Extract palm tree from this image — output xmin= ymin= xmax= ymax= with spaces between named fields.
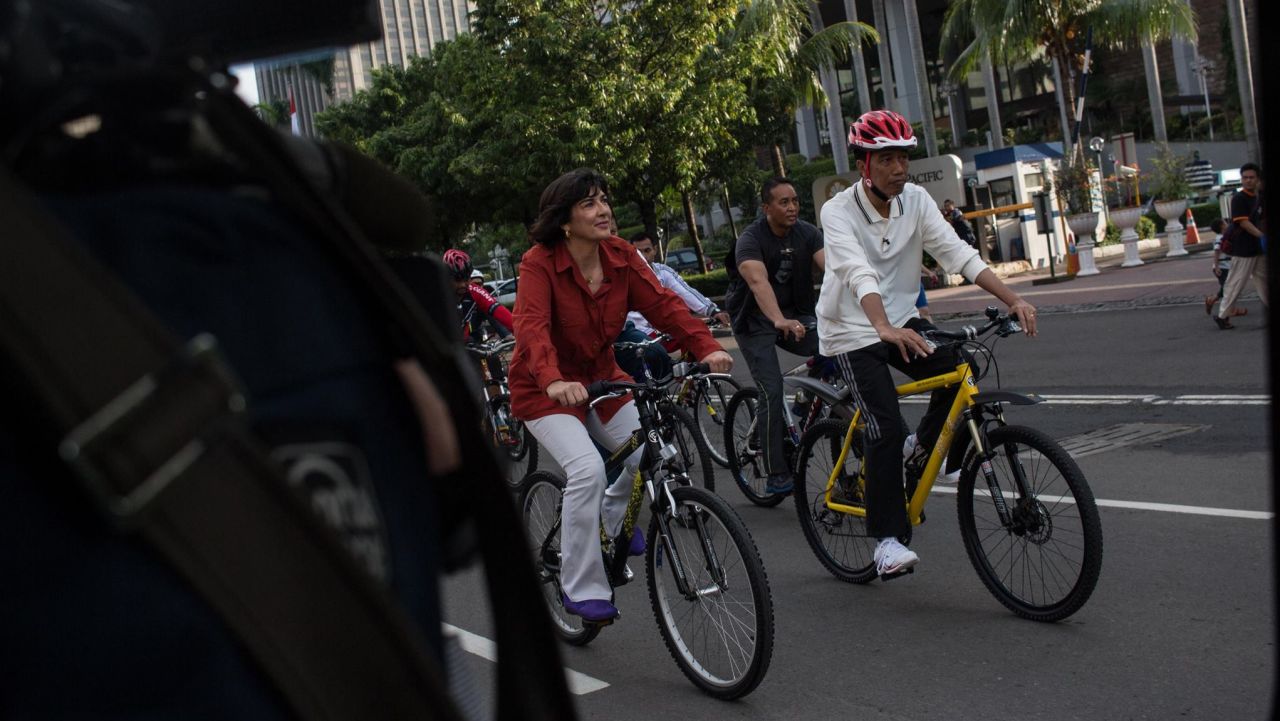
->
xmin=940 ymin=0 xmax=1196 ymax=157
xmin=736 ymin=0 xmax=879 ymax=176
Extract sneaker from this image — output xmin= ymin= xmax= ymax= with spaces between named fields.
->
xmin=1214 ymin=315 xmax=1235 ymax=330
xmin=765 ymin=473 xmax=794 ymax=495
xmin=628 ymin=528 xmax=645 ymax=557
xmin=938 ymin=468 xmax=961 ymax=484
xmin=902 ymin=434 xmax=917 ymax=461
xmin=562 ymin=595 xmax=619 ymax=622
xmin=874 ymin=538 xmax=919 ymax=577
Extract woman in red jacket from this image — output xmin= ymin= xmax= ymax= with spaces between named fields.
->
xmin=509 ymin=168 xmax=733 ymax=622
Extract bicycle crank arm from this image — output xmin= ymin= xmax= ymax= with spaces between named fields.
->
xmin=879 ymin=567 xmax=915 ymax=582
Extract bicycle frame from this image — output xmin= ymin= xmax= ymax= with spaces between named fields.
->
xmin=824 ymin=360 xmax=1007 ymax=525
xmin=558 ymin=388 xmax=710 ymax=600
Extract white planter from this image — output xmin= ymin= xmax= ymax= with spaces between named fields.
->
xmin=1155 ymin=199 xmax=1189 ymax=257
xmin=1066 ymin=212 xmax=1100 ymax=276
xmin=1109 ymin=206 xmax=1145 ymax=267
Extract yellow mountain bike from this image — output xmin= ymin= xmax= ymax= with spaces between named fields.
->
xmin=793 ymin=308 xmax=1103 ymax=622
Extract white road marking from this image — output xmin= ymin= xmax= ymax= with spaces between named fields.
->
xmin=441 ymin=623 xmax=611 ymax=695
xmin=901 ymin=393 xmax=1268 ymax=406
xmin=932 ymin=486 xmax=1272 ymax=520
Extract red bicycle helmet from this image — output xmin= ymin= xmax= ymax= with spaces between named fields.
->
xmin=848 ymin=109 xmax=917 ymax=151
xmin=442 ymin=248 xmax=472 ymax=280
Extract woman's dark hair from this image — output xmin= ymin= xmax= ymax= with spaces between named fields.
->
xmin=529 ymin=168 xmax=610 ymax=246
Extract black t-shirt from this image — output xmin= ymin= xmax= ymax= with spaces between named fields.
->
xmin=725 ymin=217 xmax=823 ymax=334
xmin=1230 ymin=189 xmax=1260 ymax=226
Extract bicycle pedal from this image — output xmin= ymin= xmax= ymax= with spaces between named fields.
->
xmin=878 ymin=566 xmax=915 ymax=582
xmin=583 ymin=616 xmax=617 ymax=630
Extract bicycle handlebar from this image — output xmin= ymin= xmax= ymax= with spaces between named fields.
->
xmin=611 ymin=333 xmax=673 ymax=354
xmin=466 ymin=336 xmax=516 ymax=355
xmin=776 ymin=320 xmax=817 ymax=339
xmin=584 ymin=361 xmax=712 ymax=407
xmin=921 ymin=306 xmax=1021 ymax=346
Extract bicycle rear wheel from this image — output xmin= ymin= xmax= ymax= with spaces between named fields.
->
xmin=647 ymin=486 xmax=773 ymax=699
xmin=690 ymin=376 xmax=740 ymax=468
xmin=957 ymin=425 xmax=1103 ymax=622
xmin=723 ymin=388 xmax=786 ymax=507
xmin=793 ymin=418 xmax=880 ymax=583
xmin=657 ymin=402 xmax=715 ymax=492
xmin=518 ymin=471 xmax=600 ymax=645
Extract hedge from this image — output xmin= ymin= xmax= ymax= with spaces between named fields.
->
xmin=682 ymin=267 xmax=731 ymax=299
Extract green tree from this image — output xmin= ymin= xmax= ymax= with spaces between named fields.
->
xmin=940 ymin=0 xmax=1196 ymax=157
xmin=733 ymin=0 xmax=878 ymax=176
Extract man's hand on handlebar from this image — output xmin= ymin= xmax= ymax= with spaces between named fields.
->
xmin=700 ymin=350 xmax=733 ymax=374
xmin=712 ymin=311 xmax=732 ymax=328
xmin=546 ymin=379 xmax=589 ymax=407
xmin=774 ymin=317 xmax=808 ymax=341
xmin=1007 ymin=299 xmax=1038 ymax=337
xmin=878 ymin=325 xmax=933 ymax=364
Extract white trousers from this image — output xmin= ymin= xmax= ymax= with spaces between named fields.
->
xmin=526 ymin=403 xmax=644 ymax=602
xmin=1219 ymin=254 xmax=1268 ymax=318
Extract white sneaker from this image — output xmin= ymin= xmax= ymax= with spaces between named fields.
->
xmin=874 ymin=538 xmax=919 ymax=576
xmin=939 ymin=468 xmax=961 ymax=484
xmin=902 ymin=434 xmax=917 ymax=461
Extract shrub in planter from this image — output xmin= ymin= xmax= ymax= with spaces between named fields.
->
xmin=1148 ymin=143 xmax=1193 ymax=202
xmin=682 ymin=268 xmax=731 ymax=299
xmin=1136 ymin=216 xmax=1157 ymax=239
xmin=1046 ymin=156 xmax=1095 ymax=216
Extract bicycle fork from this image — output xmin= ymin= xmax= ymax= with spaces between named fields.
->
xmin=967 ymin=407 xmax=1025 ymax=529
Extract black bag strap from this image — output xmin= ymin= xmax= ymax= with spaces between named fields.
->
xmin=0 ymin=79 xmax=578 ymax=720
xmin=0 ymin=166 xmax=465 ymax=721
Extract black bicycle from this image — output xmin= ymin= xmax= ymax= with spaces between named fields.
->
xmin=518 ymin=362 xmax=774 ymax=699
xmin=466 ymin=335 xmax=537 ymax=489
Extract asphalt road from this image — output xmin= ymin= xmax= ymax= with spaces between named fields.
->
xmin=442 ymin=285 xmax=1273 ymax=720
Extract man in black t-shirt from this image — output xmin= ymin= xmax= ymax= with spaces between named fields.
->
xmin=724 ymin=177 xmax=825 ymax=494
xmin=1216 ymin=162 xmax=1268 ymax=328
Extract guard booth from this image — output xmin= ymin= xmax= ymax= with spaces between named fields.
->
xmin=973 ymin=143 xmax=1067 ymax=269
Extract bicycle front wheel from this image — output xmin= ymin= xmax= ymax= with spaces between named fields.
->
xmin=958 ymin=425 xmax=1103 ymax=622
xmin=690 ymin=376 xmax=740 ymax=468
xmin=793 ymin=418 xmax=879 ymax=583
xmin=723 ymin=388 xmax=786 ymax=507
xmin=485 ymin=397 xmax=538 ymax=490
xmin=657 ymin=402 xmax=715 ymax=492
xmin=519 ymin=471 xmax=600 ymax=645
xmin=647 ymin=486 xmax=773 ymax=699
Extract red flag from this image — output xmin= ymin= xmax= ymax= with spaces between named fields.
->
xmin=288 ymin=83 xmax=300 ymax=136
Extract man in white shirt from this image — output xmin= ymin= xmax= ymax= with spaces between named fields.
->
xmin=614 ymin=232 xmax=731 ymax=381
xmin=818 ymin=109 xmax=1038 ymax=578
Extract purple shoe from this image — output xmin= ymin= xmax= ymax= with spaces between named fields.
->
xmin=562 ymin=595 xmax=619 ymax=622
xmin=628 ymin=528 xmax=645 ymax=557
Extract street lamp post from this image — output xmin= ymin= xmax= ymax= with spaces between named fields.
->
xmin=1088 ymin=136 xmax=1107 ymax=224
xmin=1191 ymin=55 xmax=1214 ymax=142
xmin=490 ymin=245 xmax=510 ymax=281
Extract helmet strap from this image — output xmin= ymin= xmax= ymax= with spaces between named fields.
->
xmin=863 ymin=150 xmax=892 ymax=202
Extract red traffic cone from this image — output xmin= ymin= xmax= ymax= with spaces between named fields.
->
xmin=1184 ymin=208 xmax=1201 ymax=245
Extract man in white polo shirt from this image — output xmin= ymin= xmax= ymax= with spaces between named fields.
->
xmin=817 ymin=109 xmax=1039 ymax=578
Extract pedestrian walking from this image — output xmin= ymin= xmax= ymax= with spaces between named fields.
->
xmin=1215 ymin=163 xmax=1268 ymax=329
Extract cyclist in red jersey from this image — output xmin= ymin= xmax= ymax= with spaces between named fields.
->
xmin=444 ymin=248 xmax=514 ymax=340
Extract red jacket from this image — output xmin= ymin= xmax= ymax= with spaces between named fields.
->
xmin=509 ymin=236 xmax=721 ymax=422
